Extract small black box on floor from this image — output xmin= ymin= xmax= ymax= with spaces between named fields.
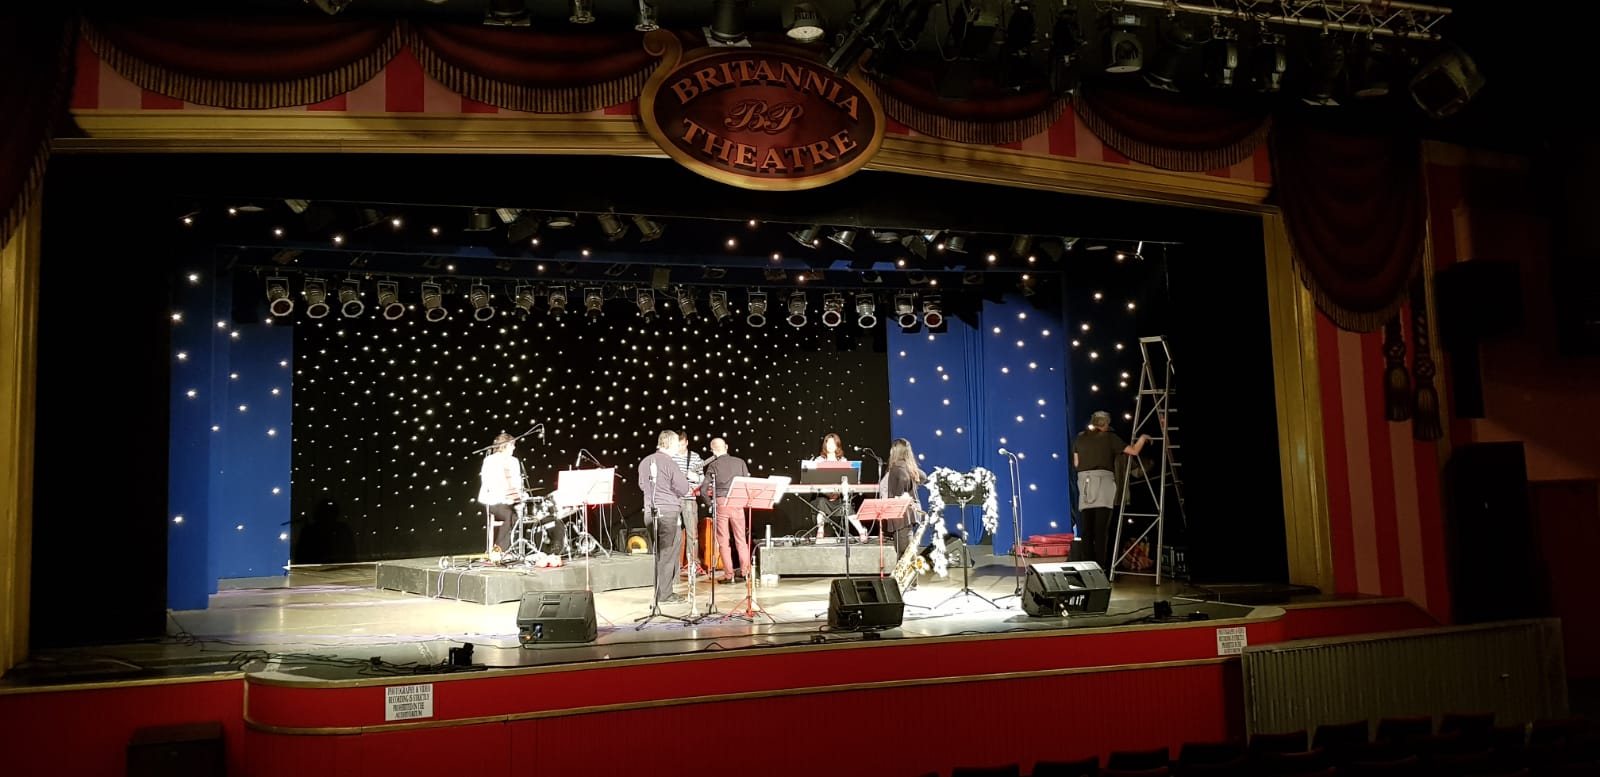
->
xmin=127 ymin=721 xmax=224 ymax=777
xmin=828 ymin=577 xmax=904 ymax=631
xmin=1023 ymin=561 xmax=1112 ymax=617
xmin=517 ymin=590 xmax=597 ymax=645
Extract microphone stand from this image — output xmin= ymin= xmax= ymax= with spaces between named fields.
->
xmin=996 ymin=450 xmax=1025 ymax=601
xmin=636 ymin=461 xmax=689 ymax=630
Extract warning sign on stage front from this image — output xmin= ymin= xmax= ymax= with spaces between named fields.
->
xmin=385 ymin=683 xmax=434 ymax=722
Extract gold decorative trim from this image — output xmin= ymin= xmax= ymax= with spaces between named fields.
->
xmin=1274 ymin=596 xmax=1418 ymax=612
xmin=246 ymin=656 xmax=1230 ymax=735
xmin=871 ymin=83 xmax=1068 ymax=147
xmin=0 ymin=671 xmax=244 ymax=697
xmin=0 ymin=204 xmax=43 ymax=677
xmin=1263 ymin=211 xmax=1335 ymax=594
xmin=61 ymin=112 xmax=1271 ymax=209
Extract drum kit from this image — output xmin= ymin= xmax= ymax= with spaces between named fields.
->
xmin=501 ymin=488 xmax=605 ymax=567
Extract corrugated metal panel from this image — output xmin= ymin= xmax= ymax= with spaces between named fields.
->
xmin=1242 ymin=618 xmax=1568 ymax=737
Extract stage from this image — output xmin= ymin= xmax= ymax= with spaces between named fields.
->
xmin=374 ymin=552 xmax=655 ymax=605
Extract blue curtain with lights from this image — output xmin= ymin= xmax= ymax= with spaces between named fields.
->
xmin=888 ymin=295 xmax=1071 ymax=555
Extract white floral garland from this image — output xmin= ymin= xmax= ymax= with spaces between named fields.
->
xmin=920 ymin=466 xmax=1000 ymax=579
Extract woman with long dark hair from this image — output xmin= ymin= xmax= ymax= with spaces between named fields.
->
xmin=879 ymin=437 xmax=924 ymax=555
xmin=811 ymin=432 xmax=868 ymax=542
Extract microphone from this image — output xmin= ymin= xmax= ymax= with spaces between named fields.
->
xmin=574 ymin=449 xmax=584 ymax=468
xmin=998 ymin=447 xmax=1016 ymax=457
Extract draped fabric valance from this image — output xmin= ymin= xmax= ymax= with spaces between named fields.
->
xmin=406 ymin=23 xmax=653 ymax=114
xmin=81 ymin=16 xmax=401 ymax=109
xmin=865 ymin=60 xmax=1068 ymax=146
xmin=1073 ymin=83 xmax=1271 ymax=172
xmin=1 ymin=14 xmax=76 ymax=249
xmin=1272 ymin=113 xmax=1427 ymax=332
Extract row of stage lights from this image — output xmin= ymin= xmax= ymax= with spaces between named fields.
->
xmin=263 ymin=277 xmax=945 ymax=330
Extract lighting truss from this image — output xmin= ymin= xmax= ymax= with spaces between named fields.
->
xmin=1115 ymin=0 xmax=1449 ymax=40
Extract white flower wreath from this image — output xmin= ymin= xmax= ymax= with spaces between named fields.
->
xmin=921 ymin=466 xmax=1000 ymax=578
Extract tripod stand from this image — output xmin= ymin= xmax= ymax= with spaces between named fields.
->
xmin=934 ymin=499 xmax=1000 ymax=610
xmin=635 ymin=465 xmax=690 ymax=630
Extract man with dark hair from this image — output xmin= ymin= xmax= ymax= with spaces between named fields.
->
xmin=639 ymin=430 xmax=692 ymax=603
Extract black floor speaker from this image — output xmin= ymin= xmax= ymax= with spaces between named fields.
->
xmin=1023 ymin=561 xmax=1112 ymax=616
xmin=827 ymin=577 xmax=904 ymax=631
xmin=517 ymin=590 xmax=598 ymax=645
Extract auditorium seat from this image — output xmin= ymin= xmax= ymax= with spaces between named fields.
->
xmin=1256 ymin=748 xmax=1332 ymax=776
xmin=1173 ymin=755 xmax=1247 ymax=775
xmin=1098 ymin=768 xmax=1168 ymax=777
xmin=1529 ymin=719 xmax=1592 ymax=746
xmin=1030 ymin=756 xmax=1098 ymax=777
xmin=1250 ymin=730 xmax=1311 ymax=755
xmin=1345 ymin=754 xmax=1425 ymax=775
xmin=1313 ymin=720 xmax=1371 ymax=752
xmin=1440 ymin=713 xmax=1496 ymax=738
xmin=1105 ymin=747 xmax=1169 ymax=772
xmin=951 ymin=766 xmax=1021 ymax=777
xmin=1176 ymin=740 xmax=1245 ymax=766
xmin=1375 ymin=715 xmax=1434 ymax=744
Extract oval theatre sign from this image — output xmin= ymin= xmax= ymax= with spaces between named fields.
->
xmin=639 ymin=31 xmax=886 ymax=191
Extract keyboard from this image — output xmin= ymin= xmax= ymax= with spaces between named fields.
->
xmin=785 ymin=484 xmax=880 ymax=496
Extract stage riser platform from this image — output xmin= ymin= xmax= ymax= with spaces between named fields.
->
xmin=761 ymin=543 xmax=898 ymax=577
xmin=375 ymin=555 xmax=653 ymax=604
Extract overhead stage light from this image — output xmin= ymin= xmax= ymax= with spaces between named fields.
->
xmin=513 ymin=285 xmax=536 ymax=316
xmin=677 ymin=288 xmax=699 ymax=320
xmin=548 ymin=286 xmax=569 ymax=317
xmin=378 ymin=281 xmax=405 ymax=320
xmin=597 ymin=213 xmax=629 ymax=242
xmin=470 ymin=283 xmax=496 ymax=321
xmin=636 ymin=288 xmax=657 ymax=322
xmin=709 ymin=290 xmax=731 ymax=323
xmin=632 ymin=215 xmax=665 ymax=242
xmin=584 ymin=287 xmax=604 ymax=319
xmin=1105 ymin=13 xmax=1144 ymax=74
xmin=790 ymin=224 xmax=822 ymax=248
xmin=894 ymin=294 xmax=917 ymax=329
xmin=421 ymin=283 xmax=448 ymax=322
xmin=788 ymin=2 xmax=824 ymax=43
xmin=922 ymin=296 xmax=944 ymax=329
xmin=786 ymin=291 xmax=808 ymax=328
xmin=1249 ymin=33 xmax=1288 ymax=93
xmin=945 ymin=235 xmax=968 ymax=254
xmin=747 ymin=291 xmax=768 ymax=328
xmin=266 ymin=277 xmax=294 ymax=317
xmin=339 ymin=279 xmax=364 ymax=318
xmin=855 ymin=293 xmax=877 ymax=329
xmin=635 ymin=0 xmax=660 ymax=31
xmin=821 ymin=293 xmax=845 ymax=328
xmin=709 ymin=0 xmax=749 ymax=43
xmin=827 ymin=229 xmax=858 ymax=251
xmin=303 ymin=278 xmax=331 ymax=319
xmin=569 ymin=0 xmax=596 ymax=24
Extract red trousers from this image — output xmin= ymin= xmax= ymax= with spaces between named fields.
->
xmin=713 ymin=499 xmax=750 ymax=578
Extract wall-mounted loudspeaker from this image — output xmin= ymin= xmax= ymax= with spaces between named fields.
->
xmin=1023 ymin=561 xmax=1113 ymax=617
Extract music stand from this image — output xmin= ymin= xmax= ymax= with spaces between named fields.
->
xmin=934 ymin=496 xmax=1000 ymax=610
xmin=855 ymin=496 xmax=912 ymax=577
xmin=556 ymin=468 xmax=614 ymax=561
xmin=720 ymin=476 xmax=787 ymax=623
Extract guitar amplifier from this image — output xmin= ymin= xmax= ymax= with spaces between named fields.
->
xmin=1023 ymin=561 xmax=1111 ymax=616
xmin=517 ymin=591 xmax=597 ymax=645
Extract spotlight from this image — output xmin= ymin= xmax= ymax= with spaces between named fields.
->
xmin=1248 ymin=34 xmax=1287 ymax=93
xmin=1409 ymin=45 xmax=1484 ymax=119
xmin=465 ymin=210 xmax=496 ymax=232
xmin=1351 ymin=39 xmax=1392 ymax=99
xmin=827 ymin=229 xmax=858 ymax=251
xmin=584 ymin=287 xmax=604 ymax=319
xmin=902 ymin=230 xmax=939 ymax=259
xmin=824 ymin=0 xmax=896 ymax=73
xmin=922 ymin=296 xmax=944 ymax=329
xmin=786 ymin=291 xmax=808 ymax=328
xmin=266 ymin=277 xmax=294 ymax=317
xmin=513 ymin=285 xmax=536 ymax=315
xmin=1301 ymin=34 xmax=1347 ymax=107
xmin=709 ymin=0 xmax=749 ymax=43
xmin=631 ymin=215 xmax=665 ymax=242
xmin=1206 ymin=27 xmax=1240 ymax=88
xmin=709 ymin=290 xmax=732 ymax=323
xmin=548 ymin=286 xmax=569 ymax=317
xmin=747 ymin=291 xmax=768 ymax=327
xmin=636 ymin=288 xmax=657 ymax=322
xmin=790 ymin=224 xmax=822 ymax=248
xmin=945 ymin=235 xmax=968 ymax=254
xmin=339 ymin=279 xmax=364 ymax=318
xmin=597 ymin=212 xmax=629 ymax=241
xmin=508 ymin=212 xmax=541 ymax=244
xmin=1145 ymin=16 xmax=1203 ymax=92
xmin=546 ymin=213 xmax=578 ymax=229
xmin=788 ymin=1 xmax=824 ymax=43
xmin=820 ymin=293 xmax=845 ymax=328
xmin=303 ymin=0 xmax=353 ymax=15
xmin=421 ymin=282 xmax=448 ymax=322
xmin=303 ymin=278 xmax=331 ymax=319
xmin=1105 ymin=13 xmax=1144 ymax=74
xmin=484 ymin=0 xmax=531 ymax=26
xmin=1011 ymin=235 xmax=1035 ymax=259
xmin=635 ymin=0 xmax=659 ymax=31
xmin=855 ymin=293 xmax=877 ymax=328
xmin=677 ymin=287 xmax=699 ymax=320
xmin=962 ymin=272 xmax=984 ymax=285
xmin=894 ymin=294 xmax=917 ymax=329
xmin=470 ymin=283 xmax=496 ymax=321
xmin=569 ymin=0 xmax=595 ymax=23
xmin=378 ymin=281 xmax=405 ymax=320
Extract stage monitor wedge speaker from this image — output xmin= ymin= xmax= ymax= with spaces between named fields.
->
xmin=828 ymin=577 xmax=904 ymax=631
xmin=517 ymin=590 xmax=598 ymax=645
xmin=1023 ymin=561 xmax=1112 ymax=617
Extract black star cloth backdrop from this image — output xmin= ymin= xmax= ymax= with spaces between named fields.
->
xmin=291 ymin=300 xmax=890 ymax=562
